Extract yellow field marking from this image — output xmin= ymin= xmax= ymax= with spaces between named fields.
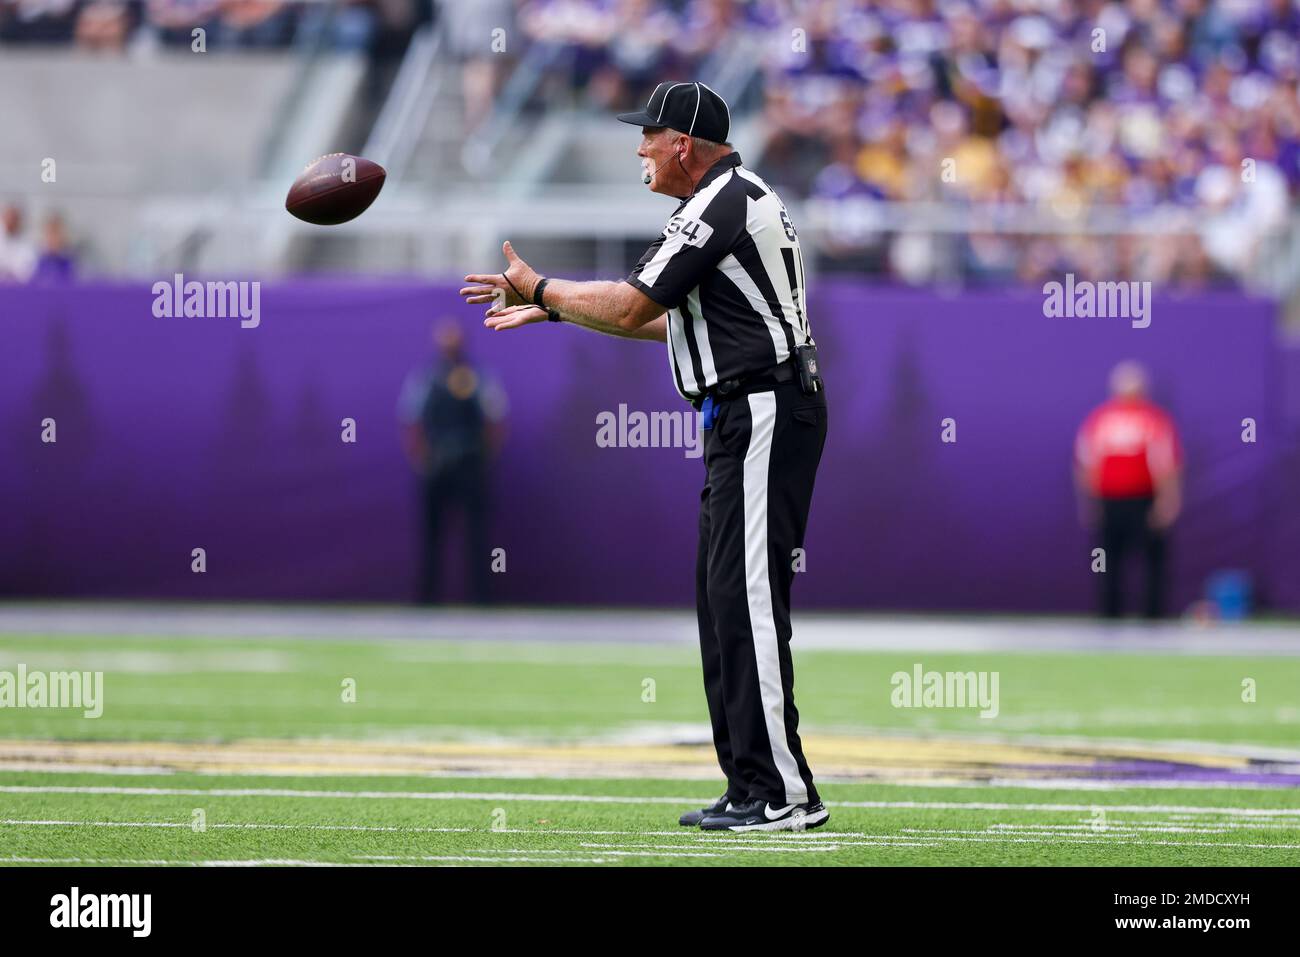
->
xmin=0 ymin=733 xmax=1250 ymax=782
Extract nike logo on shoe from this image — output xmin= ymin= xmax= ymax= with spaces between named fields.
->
xmin=699 ymin=800 xmax=830 ymax=832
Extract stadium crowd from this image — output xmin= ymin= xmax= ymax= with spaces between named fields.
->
xmin=4 ymin=0 xmax=1297 ymax=286
xmin=755 ymin=0 xmax=1299 ymax=284
xmin=0 ymin=0 xmax=431 ymax=53
xmin=0 ymin=205 xmax=77 ymax=283
xmin=496 ymin=0 xmax=1300 ymax=286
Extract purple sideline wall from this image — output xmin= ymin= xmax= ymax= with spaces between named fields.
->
xmin=2 ymin=281 xmax=1296 ymax=613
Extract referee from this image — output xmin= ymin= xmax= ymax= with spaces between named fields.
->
xmin=460 ymin=81 xmax=828 ymax=833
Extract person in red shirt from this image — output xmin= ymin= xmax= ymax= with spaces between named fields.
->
xmin=1075 ymin=361 xmax=1184 ymax=618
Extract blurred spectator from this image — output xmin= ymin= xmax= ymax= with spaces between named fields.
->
xmin=441 ymin=0 xmax=515 ymax=132
xmin=1194 ymin=129 xmax=1291 ymax=275
xmin=144 ymin=0 xmax=220 ymax=46
xmin=74 ymin=0 xmax=134 ymax=51
xmin=517 ymin=0 xmax=618 ymax=101
xmin=676 ymin=0 xmax=770 ymax=64
xmin=366 ymin=1 xmax=432 ymax=113
xmin=0 ymin=0 xmax=435 ymax=53
xmin=32 ymin=213 xmax=77 ymax=283
xmin=214 ymin=0 xmax=295 ymax=48
xmin=587 ymin=0 xmax=682 ymax=110
xmin=398 ymin=321 xmax=507 ymax=605
xmin=1075 ymin=361 xmax=1184 ymax=619
xmin=0 ymin=205 xmax=37 ymax=283
xmin=0 ymin=0 xmax=80 ymax=43
xmin=295 ymin=0 xmax=376 ymax=52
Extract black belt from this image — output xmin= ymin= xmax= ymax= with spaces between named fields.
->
xmin=692 ymin=358 xmax=796 ymax=410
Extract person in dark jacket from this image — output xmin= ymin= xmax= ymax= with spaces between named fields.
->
xmin=398 ymin=321 xmax=507 ymax=604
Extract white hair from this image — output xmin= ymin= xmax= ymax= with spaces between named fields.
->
xmin=689 ymin=136 xmax=732 ymax=158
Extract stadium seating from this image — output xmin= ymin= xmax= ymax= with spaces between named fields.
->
xmin=1 ymin=0 xmax=1298 ymax=291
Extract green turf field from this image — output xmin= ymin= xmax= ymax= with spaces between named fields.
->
xmin=1 ymin=628 xmax=1298 ymax=866
xmin=4 ymin=773 xmax=1299 ymax=866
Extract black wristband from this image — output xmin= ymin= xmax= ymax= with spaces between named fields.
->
xmin=546 ymin=308 xmax=562 ymax=323
xmin=532 ymin=276 xmax=550 ymax=308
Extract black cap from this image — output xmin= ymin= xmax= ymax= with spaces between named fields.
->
xmin=616 ymin=81 xmax=730 ymax=144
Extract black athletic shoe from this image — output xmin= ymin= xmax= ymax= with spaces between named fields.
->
xmin=698 ymin=799 xmax=830 ymax=832
xmin=678 ymin=793 xmax=735 ymax=827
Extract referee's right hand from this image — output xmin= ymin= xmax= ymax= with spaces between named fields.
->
xmin=460 ymin=240 xmax=539 ymax=313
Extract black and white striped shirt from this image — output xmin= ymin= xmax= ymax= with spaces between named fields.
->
xmin=625 ymin=152 xmax=813 ymax=402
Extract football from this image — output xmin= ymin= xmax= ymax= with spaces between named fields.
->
xmin=285 ymin=152 xmax=386 ymax=225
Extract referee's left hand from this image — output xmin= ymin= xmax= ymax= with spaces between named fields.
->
xmin=483 ymin=303 xmax=548 ymax=331
xmin=460 ymin=240 xmax=539 ymax=313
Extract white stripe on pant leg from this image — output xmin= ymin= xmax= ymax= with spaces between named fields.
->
xmin=741 ymin=391 xmax=808 ymax=804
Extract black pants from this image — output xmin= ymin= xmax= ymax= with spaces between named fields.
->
xmin=419 ymin=459 xmax=490 ymax=605
xmin=697 ymin=379 xmax=826 ymax=807
xmin=1098 ymin=496 xmax=1167 ymax=619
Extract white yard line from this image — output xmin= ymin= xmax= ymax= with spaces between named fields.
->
xmin=4 ymin=784 xmax=1297 ymax=818
xmin=989 ymin=821 xmax=1300 ymax=833
xmin=0 ymin=857 xmax=385 ymax=867
xmin=356 ymin=851 xmax=725 ymax=861
xmin=422 ymin=858 xmax=630 ymax=864
xmin=1095 ymin=819 xmax=1300 ymax=830
xmin=0 ymin=785 xmax=705 ymax=803
xmin=0 ymin=819 xmax=898 ymax=839
xmin=977 ymin=778 xmax=1295 ymax=792
xmin=582 ymin=840 xmax=936 ymax=850
xmin=4 ymin=817 xmax=1293 ymax=856
xmin=841 ymin=799 xmax=1300 ymax=816
xmin=580 ymin=841 xmax=837 ymax=853
xmin=897 ymin=830 xmax=1300 ymax=850
xmin=988 ymin=823 xmax=1234 ymax=834
xmin=0 ymin=819 xmax=485 ymax=833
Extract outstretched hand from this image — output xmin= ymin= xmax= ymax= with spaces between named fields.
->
xmin=483 ymin=303 xmax=549 ymax=330
xmin=460 ymin=240 xmax=540 ymax=315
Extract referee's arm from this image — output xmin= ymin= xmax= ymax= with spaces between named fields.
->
xmin=502 ymin=278 xmax=667 ymax=342
xmin=461 ymin=241 xmax=666 ymax=342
